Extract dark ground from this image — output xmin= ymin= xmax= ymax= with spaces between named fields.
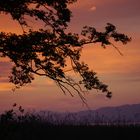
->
xmin=0 ymin=123 xmax=140 ymax=140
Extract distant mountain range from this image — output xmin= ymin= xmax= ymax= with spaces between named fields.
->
xmin=76 ymin=104 xmax=140 ymax=124
xmin=35 ymin=103 xmax=140 ymax=124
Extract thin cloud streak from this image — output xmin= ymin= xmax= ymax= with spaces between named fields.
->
xmin=90 ymin=6 xmax=97 ymax=11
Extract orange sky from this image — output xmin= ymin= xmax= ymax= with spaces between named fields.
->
xmin=0 ymin=0 xmax=140 ymax=112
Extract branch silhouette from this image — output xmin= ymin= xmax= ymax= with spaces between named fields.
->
xmin=0 ymin=0 xmax=131 ymax=102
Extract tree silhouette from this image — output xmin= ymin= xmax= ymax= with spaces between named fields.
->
xmin=0 ymin=0 xmax=131 ymax=103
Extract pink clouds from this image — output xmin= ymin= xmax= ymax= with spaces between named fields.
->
xmin=90 ymin=6 xmax=97 ymax=11
xmin=0 ymin=61 xmax=12 ymax=77
xmin=69 ymin=0 xmax=140 ymax=28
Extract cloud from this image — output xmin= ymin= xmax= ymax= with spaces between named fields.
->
xmin=90 ymin=6 xmax=97 ymax=11
xmin=0 ymin=77 xmax=9 ymax=83
xmin=0 ymin=61 xmax=12 ymax=78
xmin=0 ymin=83 xmax=12 ymax=91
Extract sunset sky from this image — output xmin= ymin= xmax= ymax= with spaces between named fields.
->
xmin=0 ymin=0 xmax=140 ymax=112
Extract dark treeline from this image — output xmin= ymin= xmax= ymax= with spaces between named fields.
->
xmin=0 ymin=107 xmax=140 ymax=140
